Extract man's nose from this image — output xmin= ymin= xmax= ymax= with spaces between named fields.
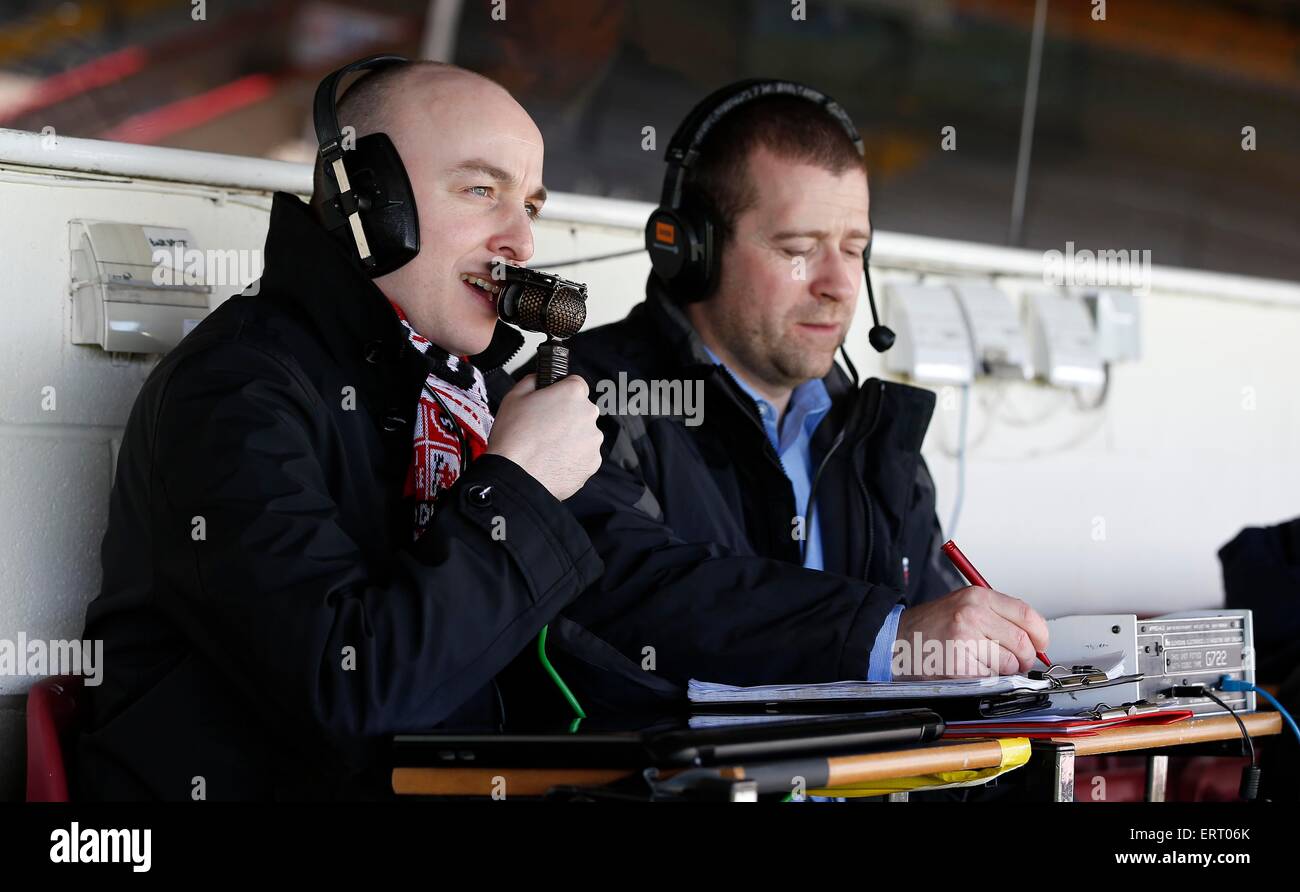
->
xmin=813 ymin=250 xmax=860 ymax=302
xmin=487 ymin=206 xmax=534 ymax=263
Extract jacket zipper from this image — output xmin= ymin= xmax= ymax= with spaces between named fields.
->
xmin=856 ymin=462 xmax=876 ymax=580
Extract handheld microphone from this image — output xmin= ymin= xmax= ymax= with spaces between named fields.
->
xmin=495 ymin=264 xmax=589 ymax=387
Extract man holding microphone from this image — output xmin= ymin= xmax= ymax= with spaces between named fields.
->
xmin=78 ymin=58 xmax=603 ymax=800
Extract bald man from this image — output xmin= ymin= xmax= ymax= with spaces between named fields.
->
xmin=77 ymin=61 xmax=604 ymax=801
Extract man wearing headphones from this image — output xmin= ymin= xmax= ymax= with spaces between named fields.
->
xmin=508 ymin=81 xmax=1049 ymax=717
xmin=77 ymin=58 xmax=604 ymax=799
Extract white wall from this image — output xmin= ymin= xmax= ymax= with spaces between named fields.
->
xmin=1 ymin=136 xmax=1298 ymax=795
xmin=911 ymin=280 xmax=1300 ymax=615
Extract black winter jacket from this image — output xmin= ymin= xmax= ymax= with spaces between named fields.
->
xmin=77 ymin=192 xmax=602 ymax=800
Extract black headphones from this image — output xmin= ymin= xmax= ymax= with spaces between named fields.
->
xmin=645 ymin=79 xmax=894 ymax=352
xmin=312 ymin=54 xmax=421 ymax=277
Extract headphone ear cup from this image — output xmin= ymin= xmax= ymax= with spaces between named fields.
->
xmin=644 ymin=206 xmax=715 ymax=302
xmin=327 ymin=133 xmax=420 ymax=277
xmin=646 ymin=208 xmax=692 ymax=293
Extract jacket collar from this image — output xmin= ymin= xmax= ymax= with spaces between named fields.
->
xmin=258 ymin=192 xmax=524 ymax=373
xmin=643 ymin=274 xmax=717 ymax=370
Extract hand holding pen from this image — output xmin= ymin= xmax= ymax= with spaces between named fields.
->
xmin=941 ymin=540 xmax=1053 ymax=669
xmin=892 ymin=540 xmax=1051 ymax=678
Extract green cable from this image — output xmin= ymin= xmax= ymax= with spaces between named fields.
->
xmin=537 ymin=624 xmax=586 ymax=720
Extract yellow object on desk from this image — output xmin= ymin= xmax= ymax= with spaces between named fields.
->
xmin=806 ymin=737 xmax=1032 ymax=798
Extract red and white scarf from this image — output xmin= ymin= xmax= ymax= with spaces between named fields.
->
xmin=390 ymin=302 xmax=494 ymax=542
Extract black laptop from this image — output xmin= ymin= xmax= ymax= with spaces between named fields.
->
xmin=391 ymin=708 xmax=945 ymax=769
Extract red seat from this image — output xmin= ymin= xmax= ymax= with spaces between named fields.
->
xmin=26 ymin=675 xmax=85 ymax=802
xmin=1075 ymin=753 xmax=1259 ymax=801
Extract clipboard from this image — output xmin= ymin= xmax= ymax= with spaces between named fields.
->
xmin=1025 ymin=664 xmax=1144 ymax=691
xmin=1011 ymin=668 xmax=1146 ymax=700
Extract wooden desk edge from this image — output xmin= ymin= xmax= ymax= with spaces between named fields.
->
xmin=1051 ymin=712 xmax=1282 ymax=756
xmin=392 ymin=739 xmax=1010 ymax=797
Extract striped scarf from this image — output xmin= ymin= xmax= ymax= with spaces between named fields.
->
xmin=390 ymin=301 xmax=494 ymax=542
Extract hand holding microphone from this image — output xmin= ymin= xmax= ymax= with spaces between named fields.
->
xmin=487 ymin=374 xmax=602 ymax=501
xmin=486 ymin=263 xmax=601 ymax=500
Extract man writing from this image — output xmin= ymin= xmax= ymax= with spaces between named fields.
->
xmin=78 ymin=58 xmax=603 ymax=800
xmin=508 ymin=81 xmax=1049 ymax=717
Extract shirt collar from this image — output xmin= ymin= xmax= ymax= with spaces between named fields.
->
xmin=702 ymin=344 xmax=832 ymax=451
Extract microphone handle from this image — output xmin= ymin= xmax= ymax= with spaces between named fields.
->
xmin=535 ymin=339 xmax=570 ymax=388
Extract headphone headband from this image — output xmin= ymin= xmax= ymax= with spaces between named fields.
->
xmin=313 ymin=53 xmax=410 ymax=162
xmin=659 ymin=79 xmax=865 ymax=208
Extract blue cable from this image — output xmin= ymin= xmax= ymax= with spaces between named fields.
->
xmin=1219 ymin=676 xmax=1300 ymax=743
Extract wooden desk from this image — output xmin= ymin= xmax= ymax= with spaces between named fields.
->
xmin=1053 ymin=712 xmax=1281 ymax=757
xmin=393 ymin=737 xmax=1013 ymax=798
xmin=1029 ymin=712 xmax=1283 ymax=801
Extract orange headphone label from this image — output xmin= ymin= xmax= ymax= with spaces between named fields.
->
xmin=654 ymin=221 xmax=676 ymax=245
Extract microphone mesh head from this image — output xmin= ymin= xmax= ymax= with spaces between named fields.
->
xmin=515 ymin=283 xmax=587 ymax=339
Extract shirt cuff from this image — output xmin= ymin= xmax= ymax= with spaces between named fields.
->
xmin=867 ymin=605 xmax=904 ymax=681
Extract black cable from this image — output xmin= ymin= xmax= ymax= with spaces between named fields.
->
xmin=802 ymin=427 xmax=847 ymax=565
xmin=1073 ymin=361 xmax=1111 ymax=411
xmin=798 ymin=346 xmax=863 ymax=564
xmin=531 ymin=246 xmax=648 ymax=270
xmin=1170 ymin=684 xmax=1261 ymax=801
xmin=1202 ymin=688 xmax=1256 ymax=768
xmin=838 ymin=344 xmax=860 ymax=388
xmin=491 ymin=678 xmax=507 ymax=731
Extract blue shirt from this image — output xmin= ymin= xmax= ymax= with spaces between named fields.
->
xmin=705 ymin=349 xmax=902 ymax=681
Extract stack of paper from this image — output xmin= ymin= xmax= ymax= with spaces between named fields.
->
xmin=687 ymin=653 xmax=1127 ymax=704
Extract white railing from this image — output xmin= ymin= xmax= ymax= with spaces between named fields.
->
xmin=4 ymin=127 xmax=1297 ymax=309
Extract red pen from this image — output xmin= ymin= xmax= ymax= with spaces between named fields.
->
xmin=941 ymin=539 xmax=1052 ymax=668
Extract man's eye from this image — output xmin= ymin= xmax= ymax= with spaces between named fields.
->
xmin=525 ymin=203 xmax=541 ymax=220
xmin=782 ymin=246 xmax=812 ymax=258
xmin=468 ymin=186 xmax=492 ymax=198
